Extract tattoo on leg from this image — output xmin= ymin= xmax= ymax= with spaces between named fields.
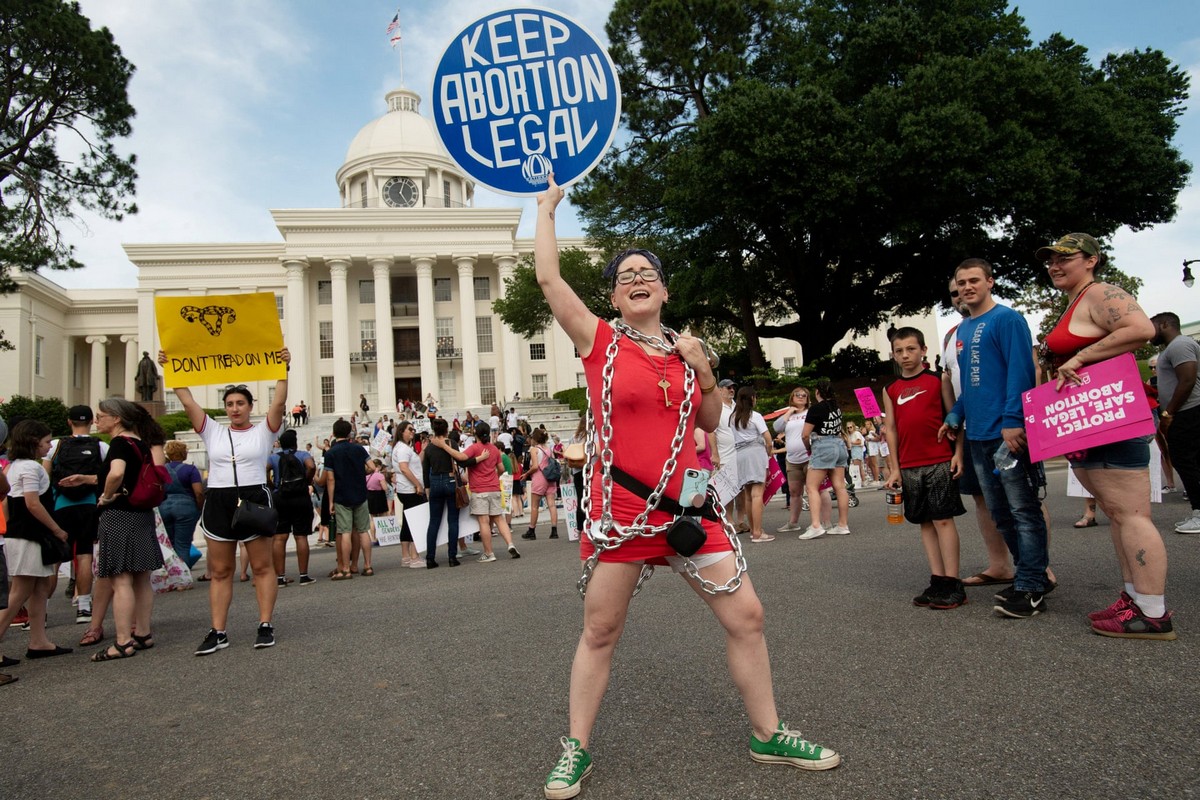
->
xmin=1136 ymin=548 xmax=1146 ymax=567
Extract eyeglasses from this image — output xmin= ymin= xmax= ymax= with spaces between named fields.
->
xmin=605 ymin=248 xmax=663 ymax=286
xmin=1045 ymin=253 xmax=1084 ymax=267
xmin=614 ymin=268 xmax=661 ymax=285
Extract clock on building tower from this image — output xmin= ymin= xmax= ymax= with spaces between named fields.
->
xmin=383 ymin=176 xmax=419 ymax=208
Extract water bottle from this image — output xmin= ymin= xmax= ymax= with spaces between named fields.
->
xmin=886 ymin=488 xmax=903 ymax=525
xmin=994 ymin=443 xmax=1019 ymax=473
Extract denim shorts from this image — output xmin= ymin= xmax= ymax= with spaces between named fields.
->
xmin=1067 ymin=435 xmax=1152 ymax=471
xmin=809 ymin=436 xmax=848 ymax=469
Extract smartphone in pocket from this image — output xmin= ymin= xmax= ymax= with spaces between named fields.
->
xmin=679 ymin=468 xmax=710 ymax=508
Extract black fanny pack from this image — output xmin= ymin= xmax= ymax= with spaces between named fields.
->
xmin=609 ymin=466 xmax=713 ymax=557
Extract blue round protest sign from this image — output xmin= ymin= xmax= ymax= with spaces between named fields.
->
xmin=432 ymin=8 xmax=622 ymax=196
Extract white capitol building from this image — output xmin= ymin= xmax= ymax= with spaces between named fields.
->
xmin=0 ymin=86 xmax=938 ymax=416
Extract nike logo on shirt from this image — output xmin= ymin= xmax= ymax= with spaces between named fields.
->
xmin=896 ymin=390 xmax=927 ymax=406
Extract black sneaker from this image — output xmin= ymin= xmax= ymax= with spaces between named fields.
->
xmin=64 ymin=578 xmax=76 ymax=599
xmin=993 ymin=585 xmax=1018 ymax=603
xmin=521 ymin=529 xmax=537 ymax=540
xmin=277 ymin=576 xmax=288 ymax=588
xmin=76 ymin=608 xmax=92 ymax=624
xmin=507 ymin=544 xmax=521 ymax=559
xmin=195 ymin=628 xmax=229 ymax=656
xmin=994 ymin=591 xmax=1047 ymax=619
xmin=297 ymin=574 xmax=316 ymax=586
xmin=254 ymin=623 xmax=275 ymax=649
xmin=549 ymin=529 xmax=559 ymax=539
xmin=912 ymin=576 xmax=937 ymax=607
xmin=929 ymin=578 xmax=967 ymax=610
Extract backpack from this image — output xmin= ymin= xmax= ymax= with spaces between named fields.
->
xmin=51 ymin=436 xmax=103 ymax=501
xmin=539 ymin=447 xmax=561 ymax=482
xmin=121 ymin=437 xmax=170 ymax=510
xmin=275 ymin=449 xmax=308 ymax=498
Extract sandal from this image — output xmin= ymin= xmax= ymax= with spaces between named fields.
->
xmin=132 ymin=633 xmax=155 ymax=651
xmin=0 ymin=673 xmax=16 ymax=686
xmin=362 ymin=567 xmax=375 ymax=576
xmin=79 ymin=627 xmax=105 ymax=647
xmin=330 ymin=571 xmax=354 ymax=581
xmin=1073 ymin=516 xmax=1098 ymax=528
xmin=91 ymin=641 xmax=137 ymax=662
xmin=961 ymin=571 xmax=1013 ymax=586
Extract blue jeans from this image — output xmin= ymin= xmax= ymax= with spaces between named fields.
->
xmin=426 ymin=474 xmax=459 ymax=563
xmin=969 ymin=438 xmax=1049 ymax=592
xmin=159 ymin=495 xmax=200 ymax=567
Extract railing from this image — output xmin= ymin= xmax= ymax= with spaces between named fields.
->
xmin=349 ymin=351 xmax=376 ymax=363
xmin=391 ymin=303 xmax=419 ymax=317
xmin=437 ymin=347 xmax=462 ymax=359
xmin=394 ymin=349 xmax=421 ymax=365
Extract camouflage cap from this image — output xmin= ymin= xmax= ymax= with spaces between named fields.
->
xmin=1035 ymin=233 xmax=1101 ymax=262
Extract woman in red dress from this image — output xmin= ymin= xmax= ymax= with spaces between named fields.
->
xmin=535 ymin=174 xmax=839 ymax=800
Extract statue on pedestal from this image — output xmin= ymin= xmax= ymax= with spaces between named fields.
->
xmin=135 ymin=351 xmax=159 ymax=402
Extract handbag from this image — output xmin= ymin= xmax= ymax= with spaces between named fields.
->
xmin=228 ymin=430 xmax=278 ymax=536
xmin=454 ymin=468 xmax=470 ymax=509
xmin=40 ymin=531 xmax=72 ymax=566
xmin=564 ymin=442 xmax=586 ymax=470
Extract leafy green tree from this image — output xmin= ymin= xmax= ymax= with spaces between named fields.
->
xmin=572 ymin=0 xmax=1190 ymax=366
xmin=0 ymin=394 xmax=70 ymax=436
xmin=0 ymin=0 xmax=137 ymax=285
xmin=492 ymin=248 xmax=610 ymax=337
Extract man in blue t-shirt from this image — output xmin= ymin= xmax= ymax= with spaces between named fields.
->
xmin=944 ymin=258 xmax=1051 ymax=619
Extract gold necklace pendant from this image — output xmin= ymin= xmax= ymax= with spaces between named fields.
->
xmin=658 ymin=378 xmax=672 ymax=407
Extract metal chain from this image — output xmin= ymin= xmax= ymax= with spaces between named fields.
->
xmin=577 ymin=321 xmax=746 ymax=598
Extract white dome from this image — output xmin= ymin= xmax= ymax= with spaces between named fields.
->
xmin=342 ymin=88 xmax=446 ymax=166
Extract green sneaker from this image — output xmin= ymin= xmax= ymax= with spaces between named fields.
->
xmin=749 ymin=721 xmax=841 ymax=770
xmin=544 ymin=736 xmax=593 ymax=799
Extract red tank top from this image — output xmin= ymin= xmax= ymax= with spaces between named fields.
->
xmin=1042 ymin=283 xmax=1103 ymax=367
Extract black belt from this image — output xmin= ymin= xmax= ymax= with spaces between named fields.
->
xmin=609 ymin=466 xmax=718 ymax=522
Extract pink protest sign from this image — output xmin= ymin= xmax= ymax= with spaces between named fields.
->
xmin=1022 ymin=353 xmax=1154 ymax=463
xmin=763 ymin=457 xmax=786 ymax=504
xmin=854 ymin=387 xmax=882 ymax=418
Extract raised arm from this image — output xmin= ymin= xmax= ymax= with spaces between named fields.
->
xmin=265 ymin=348 xmax=292 ymax=431
xmin=536 ymin=172 xmax=598 ymax=358
xmin=159 ymin=349 xmax=207 ymax=432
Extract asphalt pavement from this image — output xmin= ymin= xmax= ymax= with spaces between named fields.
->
xmin=4 ymin=465 xmax=1199 ymax=800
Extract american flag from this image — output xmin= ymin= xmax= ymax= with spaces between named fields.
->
xmin=386 ymin=11 xmax=401 ymax=47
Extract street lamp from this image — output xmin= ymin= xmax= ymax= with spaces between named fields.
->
xmin=1184 ymin=259 xmax=1199 ymax=288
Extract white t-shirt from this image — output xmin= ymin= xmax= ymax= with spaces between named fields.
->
xmin=731 ymin=411 xmax=769 ymax=446
xmin=506 ymin=411 xmax=519 ymax=430
xmin=198 ymin=417 xmax=280 ymax=488
xmin=391 ymin=441 xmax=422 ymax=493
xmin=714 ymin=403 xmax=738 ymax=481
xmin=489 ymin=414 xmax=501 ymax=431
xmin=7 ymin=458 xmax=49 ymax=497
xmin=496 ymin=431 xmax=513 ymax=449
xmin=776 ymin=411 xmax=810 ymax=464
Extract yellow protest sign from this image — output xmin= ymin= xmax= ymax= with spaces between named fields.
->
xmin=155 ymin=292 xmax=286 ymax=388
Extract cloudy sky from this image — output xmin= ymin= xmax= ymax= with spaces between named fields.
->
xmin=60 ymin=0 xmax=1200 ymax=330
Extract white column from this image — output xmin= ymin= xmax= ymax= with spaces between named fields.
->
xmin=328 ymin=258 xmax=353 ymax=416
xmin=496 ymin=255 xmax=522 ymax=402
xmin=371 ymin=257 xmax=396 ymax=413
xmin=455 ymin=255 xmax=481 ymax=408
xmin=414 ymin=256 xmax=438 ymax=400
xmin=121 ymin=335 xmax=138 ymax=399
xmin=86 ymin=335 xmax=108 ymax=405
xmin=283 ymin=259 xmax=311 ymax=411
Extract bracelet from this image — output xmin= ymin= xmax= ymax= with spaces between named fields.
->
xmin=699 ymin=380 xmax=717 ymax=394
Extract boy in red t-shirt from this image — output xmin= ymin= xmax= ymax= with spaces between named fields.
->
xmin=882 ymin=327 xmax=968 ymax=609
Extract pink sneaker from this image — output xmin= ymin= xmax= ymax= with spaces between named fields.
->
xmin=1090 ymin=603 xmax=1176 ymax=641
xmin=1086 ymin=591 xmax=1134 ymax=622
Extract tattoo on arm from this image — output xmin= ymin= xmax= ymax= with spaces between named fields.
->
xmin=1136 ymin=548 xmax=1146 ymax=567
xmin=548 ymin=211 xmax=555 ymax=221
xmin=1107 ymin=306 xmax=1122 ymax=324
